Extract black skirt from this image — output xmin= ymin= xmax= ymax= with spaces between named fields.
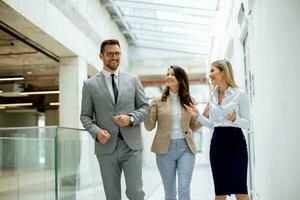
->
xmin=210 ymin=126 xmax=248 ymax=195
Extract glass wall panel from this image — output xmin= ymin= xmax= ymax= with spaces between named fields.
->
xmin=0 ymin=127 xmax=56 ymax=200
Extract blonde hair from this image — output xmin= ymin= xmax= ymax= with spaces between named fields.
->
xmin=209 ymin=59 xmax=239 ymax=99
xmin=211 ymin=59 xmax=239 ymax=88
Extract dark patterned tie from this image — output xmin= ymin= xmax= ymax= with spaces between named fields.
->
xmin=111 ymin=74 xmax=123 ymax=140
xmin=111 ymin=74 xmax=118 ymax=104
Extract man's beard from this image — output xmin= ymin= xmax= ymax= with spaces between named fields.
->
xmin=105 ymin=60 xmax=119 ymax=70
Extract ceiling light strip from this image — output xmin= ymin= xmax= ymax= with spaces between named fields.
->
xmin=50 ymin=102 xmax=60 ymax=106
xmin=0 ymin=103 xmax=33 ymax=107
xmin=0 ymin=77 xmax=24 ymax=81
xmin=20 ymin=91 xmax=60 ymax=95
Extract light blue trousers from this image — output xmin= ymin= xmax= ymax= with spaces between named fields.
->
xmin=156 ymin=138 xmax=195 ymax=200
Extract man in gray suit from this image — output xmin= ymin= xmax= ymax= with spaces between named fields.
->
xmin=80 ymin=39 xmax=150 ymax=200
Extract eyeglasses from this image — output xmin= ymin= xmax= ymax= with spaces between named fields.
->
xmin=106 ymin=51 xmax=122 ymax=58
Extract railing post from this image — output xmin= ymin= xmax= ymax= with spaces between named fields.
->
xmin=55 ymin=127 xmax=59 ymax=200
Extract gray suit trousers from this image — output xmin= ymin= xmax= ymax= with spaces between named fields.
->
xmin=96 ymin=138 xmax=145 ymax=200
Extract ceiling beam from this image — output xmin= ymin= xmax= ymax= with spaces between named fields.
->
xmin=122 ymin=28 xmax=213 ymax=38
xmin=114 ymin=15 xmax=213 ymax=28
xmin=105 ymin=0 xmax=215 ymax=17
xmin=0 ymin=22 xmax=60 ymax=62
xmin=123 ymin=29 xmax=212 ymax=42
xmin=104 ymin=0 xmax=136 ymax=43
xmin=133 ymin=37 xmax=210 ymax=48
xmin=133 ymin=40 xmax=210 ymax=55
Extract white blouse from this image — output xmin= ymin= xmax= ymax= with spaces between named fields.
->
xmin=196 ymin=87 xmax=250 ymax=129
xmin=170 ymin=92 xmax=185 ymax=139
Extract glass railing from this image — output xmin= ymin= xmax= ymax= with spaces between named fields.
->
xmin=0 ymin=126 xmax=251 ymax=200
xmin=0 ymin=126 xmax=102 ymax=200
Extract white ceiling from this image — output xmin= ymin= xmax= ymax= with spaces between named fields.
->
xmin=103 ymin=0 xmax=218 ymax=55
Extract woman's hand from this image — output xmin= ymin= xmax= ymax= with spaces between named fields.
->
xmin=225 ymin=109 xmax=236 ymax=122
xmin=184 ymin=103 xmax=199 ymax=118
xmin=202 ymin=103 xmax=209 ymax=118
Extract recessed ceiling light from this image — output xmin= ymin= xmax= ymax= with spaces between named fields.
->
xmin=0 ymin=76 xmax=24 ymax=81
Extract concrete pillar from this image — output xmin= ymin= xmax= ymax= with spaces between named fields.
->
xmin=59 ymin=57 xmax=87 ymax=128
xmin=59 ymin=57 xmax=99 ymax=192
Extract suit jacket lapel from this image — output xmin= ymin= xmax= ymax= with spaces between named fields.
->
xmin=181 ymin=103 xmax=189 ymax=127
xmin=96 ymin=72 xmax=115 ymax=106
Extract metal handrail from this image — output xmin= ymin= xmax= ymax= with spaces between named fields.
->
xmin=0 ymin=126 xmax=86 ymax=131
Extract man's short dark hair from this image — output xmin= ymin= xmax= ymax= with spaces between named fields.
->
xmin=100 ymin=39 xmax=120 ymax=54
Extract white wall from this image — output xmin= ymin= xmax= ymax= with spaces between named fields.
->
xmin=251 ymin=1 xmax=300 ymax=199
xmin=211 ymin=0 xmax=300 ymax=199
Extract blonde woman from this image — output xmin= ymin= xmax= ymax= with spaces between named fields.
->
xmin=144 ymin=66 xmax=202 ymax=200
xmin=185 ymin=60 xmax=250 ymax=200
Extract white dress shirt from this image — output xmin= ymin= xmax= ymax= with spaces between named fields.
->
xmin=102 ymin=69 xmax=119 ymax=102
xmin=170 ymin=92 xmax=185 ymax=139
xmin=196 ymin=87 xmax=250 ymax=129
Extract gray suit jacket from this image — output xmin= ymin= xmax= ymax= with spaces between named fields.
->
xmin=80 ymin=71 xmax=150 ymax=155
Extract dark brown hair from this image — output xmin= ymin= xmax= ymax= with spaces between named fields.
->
xmin=161 ymin=66 xmax=193 ymax=108
xmin=100 ymin=39 xmax=120 ymax=53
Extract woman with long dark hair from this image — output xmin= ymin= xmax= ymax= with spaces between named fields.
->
xmin=144 ymin=65 xmax=202 ymax=200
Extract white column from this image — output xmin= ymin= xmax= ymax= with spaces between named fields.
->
xmin=59 ymin=57 xmax=87 ymax=128
xmin=60 ymin=57 xmax=100 ymax=191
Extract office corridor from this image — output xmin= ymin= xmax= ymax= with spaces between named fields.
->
xmin=1 ymin=0 xmax=300 ymax=199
